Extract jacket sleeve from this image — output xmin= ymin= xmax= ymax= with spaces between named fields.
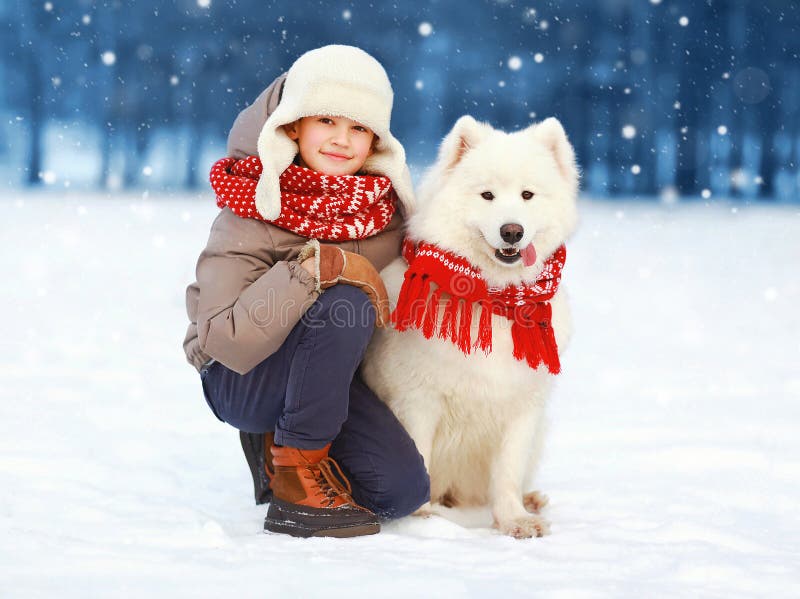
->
xmin=195 ymin=209 xmax=320 ymax=375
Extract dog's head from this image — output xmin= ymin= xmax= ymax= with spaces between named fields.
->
xmin=409 ymin=116 xmax=579 ymax=287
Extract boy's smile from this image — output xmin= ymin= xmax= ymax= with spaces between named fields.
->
xmin=321 ymin=151 xmax=351 ymax=161
xmin=285 ymin=116 xmax=376 ymax=176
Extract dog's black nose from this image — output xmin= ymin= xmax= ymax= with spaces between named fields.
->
xmin=500 ymin=223 xmax=524 ymax=244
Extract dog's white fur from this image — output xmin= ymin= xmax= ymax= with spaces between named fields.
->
xmin=361 ymin=116 xmax=579 ymax=539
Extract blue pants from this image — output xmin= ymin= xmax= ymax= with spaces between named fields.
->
xmin=200 ymin=285 xmax=430 ymax=519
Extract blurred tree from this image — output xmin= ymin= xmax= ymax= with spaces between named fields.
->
xmin=0 ymin=0 xmax=796 ymax=200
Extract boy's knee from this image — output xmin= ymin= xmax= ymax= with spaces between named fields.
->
xmin=307 ymin=285 xmax=375 ymax=338
xmin=363 ymin=455 xmax=430 ymax=520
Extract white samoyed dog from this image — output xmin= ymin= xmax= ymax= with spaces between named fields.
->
xmin=361 ymin=115 xmax=579 ymax=538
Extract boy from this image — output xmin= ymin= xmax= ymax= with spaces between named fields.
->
xmin=183 ymin=46 xmax=429 ymax=538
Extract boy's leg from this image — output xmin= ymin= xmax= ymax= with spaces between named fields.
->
xmin=330 ymin=373 xmax=431 ymax=520
xmin=201 ymin=285 xmax=383 ymax=537
xmin=274 ymin=284 xmax=377 ymax=448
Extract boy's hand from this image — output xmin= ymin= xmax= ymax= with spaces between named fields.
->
xmin=317 ymin=245 xmax=391 ymax=327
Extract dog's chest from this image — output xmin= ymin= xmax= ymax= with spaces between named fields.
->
xmin=375 ymin=257 xmax=570 ymax=406
xmin=407 ymin=307 xmax=554 ymax=406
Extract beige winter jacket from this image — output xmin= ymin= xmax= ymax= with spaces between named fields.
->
xmin=182 ymin=75 xmax=406 ymax=375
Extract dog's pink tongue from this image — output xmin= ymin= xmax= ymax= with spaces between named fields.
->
xmin=521 ymin=243 xmax=537 ymax=267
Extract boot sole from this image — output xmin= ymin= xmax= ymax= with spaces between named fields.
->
xmin=264 ymin=498 xmax=380 ymax=538
xmin=264 ymin=517 xmax=380 ymax=538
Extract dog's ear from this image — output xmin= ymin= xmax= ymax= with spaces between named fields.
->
xmin=530 ymin=117 xmax=578 ymax=185
xmin=438 ymin=115 xmax=494 ymax=170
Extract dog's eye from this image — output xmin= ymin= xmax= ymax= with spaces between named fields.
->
xmin=481 ymin=191 xmax=495 ymax=201
xmin=521 ymin=190 xmax=534 ymax=200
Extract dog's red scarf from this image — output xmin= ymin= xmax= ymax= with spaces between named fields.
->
xmin=391 ymin=239 xmax=567 ymax=374
xmin=209 ymin=156 xmax=397 ymax=240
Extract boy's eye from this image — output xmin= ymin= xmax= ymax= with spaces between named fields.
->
xmin=521 ymin=190 xmax=534 ymax=200
xmin=318 ymin=117 xmax=334 ymax=124
xmin=353 ymin=126 xmax=368 ymax=133
xmin=481 ymin=191 xmax=495 ymax=201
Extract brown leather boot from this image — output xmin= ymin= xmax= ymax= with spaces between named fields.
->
xmin=264 ymin=444 xmax=380 ymax=538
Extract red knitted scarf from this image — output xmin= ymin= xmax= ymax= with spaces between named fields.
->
xmin=209 ymin=156 xmax=397 ymax=240
xmin=391 ymin=239 xmax=567 ymax=374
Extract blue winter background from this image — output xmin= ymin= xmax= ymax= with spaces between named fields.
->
xmin=1 ymin=1 xmax=798 ymax=597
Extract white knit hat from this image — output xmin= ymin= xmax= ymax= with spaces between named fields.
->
xmin=255 ymin=45 xmax=415 ymax=220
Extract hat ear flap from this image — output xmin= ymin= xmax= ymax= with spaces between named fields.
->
xmin=254 ymin=123 xmax=298 ymax=220
xmin=438 ymin=115 xmax=494 ymax=171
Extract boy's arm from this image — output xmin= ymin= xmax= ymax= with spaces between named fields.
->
xmin=195 ymin=209 xmax=320 ymax=375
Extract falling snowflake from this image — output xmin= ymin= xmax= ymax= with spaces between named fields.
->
xmin=197 ymin=0 xmax=210 ymax=7
xmin=717 ymin=125 xmax=728 ymax=135
xmin=622 ymin=125 xmax=637 ymax=139
xmin=101 ymin=51 xmax=116 ymax=66
xmin=508 ymin=56 xmax=522 ymax=71
xmin=701 ymin=189 xmax=711 ymax=199
xmin=730 ymin=169 xmax=747 ymax=188
xmin=679 ymin=16 xmax=689 ymax=26
xmin=534 ymin=53 xmax=544 ymax=63
xmin=418 ymin=22 xmax=433 ymax=36
xmin=631 ymin=165 xmax=641 ymax=175
xmin=415 ymin=80 xmax=424 ymax=90
xmin=342 ymin=9 xmax=351 ymax=20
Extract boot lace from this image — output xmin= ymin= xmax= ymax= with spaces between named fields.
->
xmin=305 ymin=456 xmax=353 ymax=507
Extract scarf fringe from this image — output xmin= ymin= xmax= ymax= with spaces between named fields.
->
xmin=476 ymin=301 xmax=493 ymax=355
xmin=411 ymin=277 xmax=432 ymax=330
xmin=541 ymin=323 xmax=561 ymax=374
xmin=390 ymin=241 xmax=565 ymax=373
xmin=393 ymin=278 xmax=564 ymax=373
xmin=392 ymin=272 xmax=422 ymax=331
xmin=439 ymin=295 xmax=459 ymax=344
xmin=457 ymin=298 xmax=473 ymax=354
xmin=422 ymin=287 xmax=443 ymax=339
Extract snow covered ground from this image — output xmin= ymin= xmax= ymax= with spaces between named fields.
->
xmin=1 ymin=192 xmax=798 ymax=597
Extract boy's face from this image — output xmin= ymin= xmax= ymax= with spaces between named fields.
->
xmin=284 ymin=116 xmax=376 ymax=176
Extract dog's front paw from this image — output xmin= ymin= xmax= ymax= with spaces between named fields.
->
xmin=496 ymin=515 xmax=551 ymax=539
xmin=412 ymin=502 xmax=434 ymax=518
xmin=523 ymin=491 xmax=549 ymax=513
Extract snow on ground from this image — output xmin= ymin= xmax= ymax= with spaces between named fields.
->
xmin=1 ymin=192 xmax=798 ymax=597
